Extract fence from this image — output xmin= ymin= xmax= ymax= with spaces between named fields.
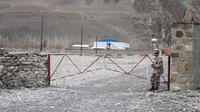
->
xmin=0 ymin=11 xmax=155 ymax=52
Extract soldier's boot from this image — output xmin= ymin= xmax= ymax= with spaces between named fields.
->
xmin=149 ymin=86 xmax=155 ymax=91
xmin=155 ymin=87 xmax=158 ymax=90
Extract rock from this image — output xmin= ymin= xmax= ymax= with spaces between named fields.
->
xmin=19 ymin=57 xmax=26 ymax=62
xmin=8 ymin=66 xmax=15 ymax=71
xmin=0 ymin=81 xmax=3 ymax=87
xmin=14 ymin=83 xmax=19 ymax=87
xmin=0 ymin=65 xmax=4 ymax=70
xmin=34 ymin=57 xmax=39 ymax=62
xmin=172 ymin=86 xmax=181 ymax=92
xmin=19 ymin=71 xmax=27 ymax=78
xmin=115 ymin=103 xmax=121 ymax=106
xmin=23 ymin=67 xmax=31 ymax=71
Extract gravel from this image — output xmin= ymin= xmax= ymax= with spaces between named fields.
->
xmin=0 ymin=54 xmax=200 ymax=112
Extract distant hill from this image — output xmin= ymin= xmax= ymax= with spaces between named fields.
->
xmin=0 ymin=0 xmax=199 ymax=52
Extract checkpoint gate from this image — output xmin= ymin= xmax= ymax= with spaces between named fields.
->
xmin=47 ymin=53 xmax=170 ymax=91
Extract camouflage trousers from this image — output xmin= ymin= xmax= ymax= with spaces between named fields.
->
xmin=150 ymin=73 xmax=160 ymax=87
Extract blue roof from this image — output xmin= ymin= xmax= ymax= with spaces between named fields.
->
xmin=97 ymin=39 xmax=122 ymax=42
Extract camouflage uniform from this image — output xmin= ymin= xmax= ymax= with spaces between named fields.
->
xmin=150 ymin=56 xmax=164 ymax=88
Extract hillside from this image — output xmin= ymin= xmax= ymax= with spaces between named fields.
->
xmin=0 ymin=0 xmax=199 ymax=52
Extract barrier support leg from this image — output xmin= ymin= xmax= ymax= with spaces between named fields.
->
xmin=168 ymin=55 xmax=170 ymax=91
xmin=48 ymin=54 xmax=51 ymax=86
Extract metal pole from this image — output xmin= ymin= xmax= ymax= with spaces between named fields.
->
xmin=107 ymin=37 xmax=108 ymax=54
xmin=168 ymin=55 xmax=170 ymax=91
xmin=95 ymin=28 xmax=97 ymax=53
xmin=48 ymin=54 xmax=50 ymax=86
xmin=40 ymin=12 xmax=44 ymax=52
xmin=55 ymin=27 xmax=56 ymax=52
xmin=81 ymin=26 xmax=83 ymax=52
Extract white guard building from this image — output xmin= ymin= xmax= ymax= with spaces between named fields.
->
xmin=92 ymin=39 xmax=131 ymax=50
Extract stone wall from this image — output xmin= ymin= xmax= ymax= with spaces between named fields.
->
xmin=0 ymin=48 xmax=49 ymax=89
xmin=170 ymin=22 xmax=200 ymax=90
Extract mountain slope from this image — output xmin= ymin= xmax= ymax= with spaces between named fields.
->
xmin=0 ymin=0 xmax=199 ymax=51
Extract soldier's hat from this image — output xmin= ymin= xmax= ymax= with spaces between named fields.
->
xmin=154 ymin=48 xmax=159 ymax=53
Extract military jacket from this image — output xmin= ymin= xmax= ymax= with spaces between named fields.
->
xmin=153 ymin=56 xmax=164 ymax=74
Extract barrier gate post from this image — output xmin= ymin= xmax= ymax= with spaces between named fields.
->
xmin=168 ymin=55 xmax=170 ymax=91
xmin=48 ymin=54 xmax=51 ymax=86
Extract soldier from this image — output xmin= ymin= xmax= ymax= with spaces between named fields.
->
xmin=149 ymin=48 xmax=164 ymax=91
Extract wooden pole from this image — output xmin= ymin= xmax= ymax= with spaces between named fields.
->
xmin=182 ymin=6 xmax=191 ymax=22
xmin=172 ymin=4 xmax=182 ymax=22
xmin=40 ymin=12 xmax=44 ymax=52
xmin=190 ymin=12 xmax=197 ymax=22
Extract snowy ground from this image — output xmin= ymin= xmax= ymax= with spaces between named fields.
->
xmin=0 ymin=54 xmax=200 ymax=112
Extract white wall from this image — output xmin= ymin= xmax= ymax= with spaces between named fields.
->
xmin=124 ymin=43 xmax=130 ymax=49
xmin=112 ymin=42 xmax=124 ymax=49
xmin=93 ymin=42 xmax=130 ymax=50
xmin=92 ymin=42 xmax=107 ymax=49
